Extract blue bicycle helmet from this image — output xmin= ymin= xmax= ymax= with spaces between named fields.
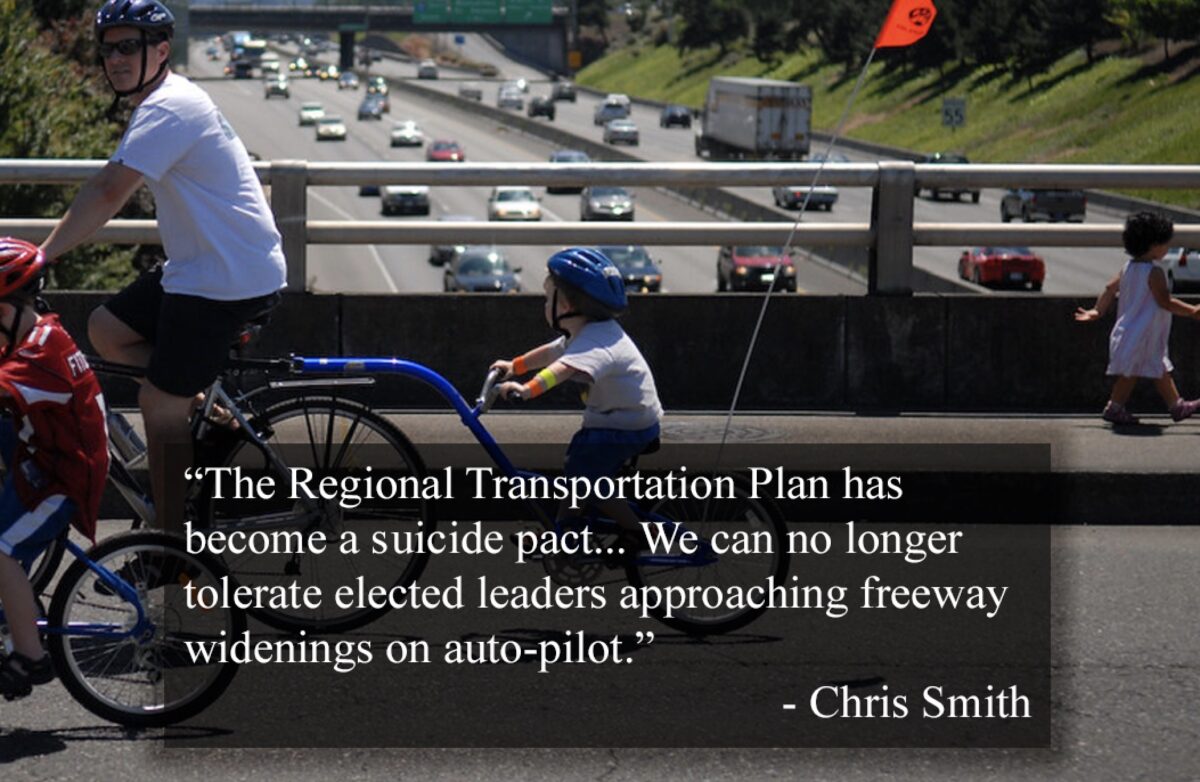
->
xmin=547 ymin=247 xmax=627 ymax=314
xmin=95 ymin=0 xmax=175 ymax=101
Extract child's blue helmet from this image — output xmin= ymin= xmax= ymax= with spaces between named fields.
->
xmin=547 ymin=247 xmax=627 ymax=314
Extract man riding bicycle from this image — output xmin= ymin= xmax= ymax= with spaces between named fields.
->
xmin=39 ymin=0 xmax=287 ymax=531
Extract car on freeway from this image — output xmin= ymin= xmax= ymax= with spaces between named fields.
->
xmin=458 ymin=82 xmax=483 ymax=101
xmin=226 ymin=59 xmax=254 ymax=79
xmin=958 ymin=246 xmax=1045 ymax=291
xmin=716 ymin=246 xmax=797 ymax=292
xmin=512 ymin=77 xmax=530 ymax=93
xmin=316 ymin=63 xmax=339 ymax=81
xmin=593 ymin=94 xmax=631 ymax=125
xmin=389 ymin=120 xmax=424 ymax=147
xmin=771 ymin=152 xmax=848 ymax=210
xmin=916 ymin=153 xmax=981 ymax=202
xmin=357 ymin=94 xmax=385 ymax=120
xmin=603 ymin=118 xmax=639 ymax=145
xmin=417 ymin=59 xmax=439 ymax=79
xmin=338 ymin=72 xmax=360 ymax=90
xmin=1164 ymin=246 xmax=1200 ymax=291
xmin=366 ymin=76 xmax=389 ymax=95
xmin=289 ymin=57 xmax=313 ymax=78
xmin=359 ymin=48 xmax=381 ymax=66
xmin=659 ymin=104 xmax=692 ymax=128
xmin=315 ymin=116 xmax=347 ymax=141
xmin=551 ymin=81 xmax=576 ymax=102
xmin=497 ymin=86 xmax=524 ymax=110
xmin=426 ymin=140 xmax=465 ymax=162
xmin=297 ymin=101 xmax=325 ymax=125
xmin=444 ymin=246 xmax=523 ymax=293
xmin=381 ymin=185 xmax=431 ymax=216
xmin=527 ymin=95 xmax=555 ymax=120
xmin=205 ymin=45 xmax=220 ymax=61
xmin=260 ymin=53 xmax=281 ymax=74
xmin=487 ymin=186 xmax=542 ymax=221
xmin=1000 ymin=188 xmax=1087 ymax=223
xmin=429 ymin=214 xmax=480 ymax=265
xmin=547 ymin=149 xmax=590 ymax=194
xmin=596 ymin=245 xmax=663 ymax=292
xmin=263 ymin=74 xmax=289 ymax=99
xmin=580 ymin=186 xmax=635 ymax=221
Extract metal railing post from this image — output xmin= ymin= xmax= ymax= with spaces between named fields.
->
xmin=869 ymin=161 xmax=915 ymax=295
xmin=270 ymin=159 xmax=308 ymax=292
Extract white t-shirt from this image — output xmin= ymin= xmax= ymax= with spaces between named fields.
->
xmin=553 ymin=320 xmax=663 ymax=431
xmin=112 ymin=73 xmax=287 ymax=300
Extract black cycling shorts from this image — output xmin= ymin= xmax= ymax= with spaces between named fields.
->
xmin=102 ymin=266 xmax=280 ymax=397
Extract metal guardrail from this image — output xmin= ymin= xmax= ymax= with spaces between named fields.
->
xmin=3 ymin=159 xmax=1199 ymax=294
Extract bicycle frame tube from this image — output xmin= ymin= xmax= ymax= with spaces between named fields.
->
xmin=35 ymin=540 xmax=149 ymax=639
xmin=292 ymin=357 xmax=522 ymax=477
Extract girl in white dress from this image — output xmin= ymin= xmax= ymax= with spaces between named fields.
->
xmin=1075 ymin=212 xmax=1200 ymax=425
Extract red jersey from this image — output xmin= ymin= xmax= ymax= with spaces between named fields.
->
xmin=0 ymin=314 xmax=109 ymax=541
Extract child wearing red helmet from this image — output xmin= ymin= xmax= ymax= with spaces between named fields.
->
xmin=0 ymin=238 xmax=109 ymax=700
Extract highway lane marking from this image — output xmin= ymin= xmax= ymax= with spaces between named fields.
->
xmin=307 ymin=189 xmax=400 ymax=293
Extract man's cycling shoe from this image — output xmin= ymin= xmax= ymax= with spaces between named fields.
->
xmin=0 ymin=652 xmax=54 ymax=701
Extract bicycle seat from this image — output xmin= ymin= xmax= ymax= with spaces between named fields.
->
xmin=229 ymin=305 xmax=277 ymax=354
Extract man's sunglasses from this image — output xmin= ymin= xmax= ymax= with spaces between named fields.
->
xmin=98 ymin=37 xmax=162 ymax=58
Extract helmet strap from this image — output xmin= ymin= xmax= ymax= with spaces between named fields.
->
xmin=102 ymin=30 xmax=169 ymax=104
xmin=550 ymin=289 xmax=582 ymax=338
xmin=0 ymin=298 xmax=32 ymax=362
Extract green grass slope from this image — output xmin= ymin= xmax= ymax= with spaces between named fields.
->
xmin=577 ymin=42 xmax=1200 ymax=209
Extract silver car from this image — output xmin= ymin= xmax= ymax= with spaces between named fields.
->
xmin=603 ymin=119 xmax=639 ymax=146
xmin=580 ymin=186 xmax=635 ymax=221
xmin=497 ymin=87 xmax=524 ymax=110
xmin=390 ymin=120 xmax=424 ymax=147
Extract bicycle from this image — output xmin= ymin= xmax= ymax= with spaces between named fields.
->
xmin=3 ymin=528 xmax=243 ymax=727
xmin=36 ymin=349 xmax=787 ymax=638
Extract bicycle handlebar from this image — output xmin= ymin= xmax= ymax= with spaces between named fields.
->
xmin=476 ymin=367 xmax=505 ymax=413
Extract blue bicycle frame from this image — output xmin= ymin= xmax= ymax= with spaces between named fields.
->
xmin=1 ymin=539 xmax=150 ymax=642
xmin=290 ymin=356 xmax=717 ymax=568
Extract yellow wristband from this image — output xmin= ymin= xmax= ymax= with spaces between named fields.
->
xmin=536 ymin=368 xmax=559 ymax=391
xmin=513 ymin=355 xmax=527 ymax=375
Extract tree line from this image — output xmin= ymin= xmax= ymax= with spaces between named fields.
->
xmin=661 ymin=0 xmax=1199 ymax=75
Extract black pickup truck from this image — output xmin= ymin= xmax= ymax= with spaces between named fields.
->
xmin=1000 ymin=188 xmax=1087 ymax=222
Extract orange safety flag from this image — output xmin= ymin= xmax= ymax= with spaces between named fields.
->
xmin=874 ymin=0 xmax=938 ymax=48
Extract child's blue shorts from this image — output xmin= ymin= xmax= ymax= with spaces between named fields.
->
xmin=564 ymin=424 xmax=660 ymax=482
xmin=0 ymin=417 xmax=76 ymax=571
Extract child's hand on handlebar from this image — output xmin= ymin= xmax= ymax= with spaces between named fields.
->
xmin=489 ymin=359 xmax=514 ymax=380
xmin=497 ymin=380 xmax=528 ymax=401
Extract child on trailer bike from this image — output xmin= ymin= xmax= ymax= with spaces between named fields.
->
xmin=0 ymin=239 xmax=109 ymax=700
xmin=492 ymin=247 xmax=663 ymax=556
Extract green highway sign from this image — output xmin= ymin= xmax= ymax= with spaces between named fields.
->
xmin=413 ymin=1 xmax=554 ymax=25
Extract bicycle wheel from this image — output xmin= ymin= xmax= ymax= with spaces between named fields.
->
xmin=47 ymin=531 xmax=244 ymax=728
xmin=29 ymin=531 xmax=66 ymax=595
xmin=624 ymin=478 xmax=789 ymax=636
xmin=198 ymin=395 xmax=435 ymax=634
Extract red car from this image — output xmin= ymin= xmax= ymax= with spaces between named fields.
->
xmin=716 ymin=246 xmax=796 ymax=292
xmin=958 ymin=246 xmax=1045 ymax=291
xmin=426 ymin=140 xmax=465 ymax=162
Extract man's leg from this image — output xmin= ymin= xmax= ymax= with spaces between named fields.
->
xmin=88 ymin=305 xmax=153 ymax=367
xmin=138 ymin=381 xmax=194 ymax=533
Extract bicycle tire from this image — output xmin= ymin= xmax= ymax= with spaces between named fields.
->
xmin=624 ymin=477 xmax=789 ymax=636
xmin=47 ymin=530 xmax=244 ymax=728
xmin=197 ymin=395 xmax=435 ymax=634
xmin=29 ymin=530 xmax=66 ymax=595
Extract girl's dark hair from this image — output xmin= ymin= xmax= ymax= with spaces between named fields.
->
xmin=1123 ymin=211 xmax=1174 ymax=258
